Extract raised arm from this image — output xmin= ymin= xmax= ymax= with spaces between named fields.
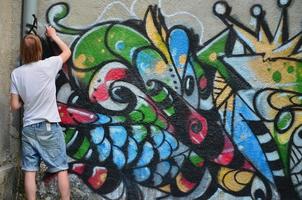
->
xmin=45 ymin=26 xmax=71 ymax=63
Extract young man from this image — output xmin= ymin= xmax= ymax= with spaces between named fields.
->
xmin=10 ymin=26 xmax=71 ymax=200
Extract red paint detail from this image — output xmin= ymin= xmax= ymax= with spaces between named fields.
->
xmin=188 ymin=112 xmax=208 ymax=144
xmin=71 ymin=163 xmax=86 ymax=175
xmin=90 ymin=68 xmax=127 ymax=102
xmin=243 ymin=160 xmax=255 ymax=171
xmin=87 ymin=167 xmax=108 ymax=190
xmin=92 ymin=84 xmax=109 ymax=101
xmin=178 ymin=174 xmax=197 ymax=192
xmin=167 ymin=124 xmax=175 ymax=134
xmin=199 ymin=77 xmax=207 ymax=90
xmin=58 ymin=103 xmax=77 ymax=125
xmin=105 ymin=68 xmax=127 ymax=82
xmin=213 ymin=136 xmax=234 ymax=165
xmin=197 ymin=160 xmax=205 ymax=167
xmin=58 ymin=103 xmax=97 ymax=125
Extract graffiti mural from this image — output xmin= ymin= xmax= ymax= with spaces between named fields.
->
xmin=43 ymin=0 xmax=302 ymax=199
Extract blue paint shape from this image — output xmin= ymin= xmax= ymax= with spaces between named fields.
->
xmin=153 ymin=173 xmax=163 ymax=186
xmin=127 ymin=137 xmax=138 ymax=164
xmin=136 ymin=49 xmax=157 ymax=73
xmin=96 ymin=114 xmax=111 ymax=124
xmin=151 ymin=126 xmax=164 ymax=148
xmin=164 ymin=131 xmax=178 ymax=150
xmin=132 ymin=125 xmax=147 ymax=143
xmin=183 ymin=61 xmax=194 ymax=79
xmin=223 ymin=107 xmax=233 ymax=135
xmin=90 ymin=127 xmax=105 ymax=144
xmin=156 ymin=161 xmax=171 ymax=177
xmin=112 ymin=146 xmax=126 ymax=169
xmin=97 ymin=138 xmax=111 ymax=162
xmin=109 ymin=126 xmax=127 ymax=147
xmin=158 ymin=141 xmax=172 ymax=160
xmin=168 ymin=28 xmax=189 ymax=77
xmin=170 ymin=165 xmax=179 ymax=178
xmin=115 ymin=40 xmax=125 ymax=51
xmin=133 ymin=167 xmax=151 ymax=182
xmin=136 ymin=142 xmax=154 ymax=167
xmin=231 ymin=94 xmax=274 ymax=182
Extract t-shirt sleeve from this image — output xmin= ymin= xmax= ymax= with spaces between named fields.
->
xmin=43 ymin=56 xmax=63 ymax=78
xmin=10 ymin=72 xmax=19 ymax=95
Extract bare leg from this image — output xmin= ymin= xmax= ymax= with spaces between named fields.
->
xmin=57 ymin=170 xmax=70 ymax=200
xmin=24 ymin=171 xmax=36 ymax=200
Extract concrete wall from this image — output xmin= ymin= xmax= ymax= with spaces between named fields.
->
xmin=0 ymin=0 xmax=22 ymax=199
xmin=31 ymin=0 xmax=302 ymax=199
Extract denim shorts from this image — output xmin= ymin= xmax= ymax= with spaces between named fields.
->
xmin=21 ymin=121 xmax=68 ymax=173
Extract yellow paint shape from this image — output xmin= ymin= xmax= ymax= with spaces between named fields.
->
xmin=213 ymin=72 xmax=234 ymax=111
xmin=248 ymin=58 xmax=296 ymax=86
xmin=234 ymin=171 xmax=253 ymax=185
xmin=273 ymin=34 xmax=302 ymax=59
xmin=159 ymin=184 xmax=171 ymax=192
xmin=226 ymin=94 xmax=234 ymax=111
xmin=213 ymin=72 xmax=234 ymax=110
xmin=291 ymin=95 xmax=302 ymax=105
xmin=292 ymin=52 xmax=302 ymax=59
xmin=145 ymin=8 xmax=172 ymax=64
xmin=75 ymin=71 xmax=86 ymax=79
xmin=176 ymin=173 xmax=192 ymax=193
xmin=233 ymin=23 xmax=301 ymax=60
xmin=209 ymin=52 xmax=217 ymax=62
xmin=74 ymin=54 xmax=87 ymax=68
xmin=179 ymin=55 xmax=187 ymax=65
xmin=155 ymin=61 xmax=167 ymax=74
xmin=233 ymin=25 xmax=276 ymax=60
xmin=100 ymin=173 xmax=107 ymax=183
xmin=161 ymin=26 xmax=167 ymax=42
xmin=269 ymin=91 xmax=296 ymax=114
xmin=215 ymin=86 xmax=233 ymax=109
xmin=217 ymin=167 xmax=253 ymax=192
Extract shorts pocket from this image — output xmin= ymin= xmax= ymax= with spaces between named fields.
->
xmin=37 ymin=130 xmax=59 ymax=148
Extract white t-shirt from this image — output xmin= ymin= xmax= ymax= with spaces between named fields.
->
xmin=10 ymin=56 xmax=63 ymax=127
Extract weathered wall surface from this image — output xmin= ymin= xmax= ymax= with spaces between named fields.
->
xmin=35 ymin=0 xmax=302 ymax=199
xmin=0 ymin=0 xmax=22 ymax=199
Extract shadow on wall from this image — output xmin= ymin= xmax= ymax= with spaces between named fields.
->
xmin=32 ymin=0 xmax=302 ymax=199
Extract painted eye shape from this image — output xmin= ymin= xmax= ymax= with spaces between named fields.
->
xmin=293 ymin=126 xmax=302 ymax=147
xmin=110 ymin=86 xmax=131 ymax=103
xmin=184 ymin=75 xmax=194 ymax=96
xmin=251 ymin=177 xmax=268 ymax=200
xmin=253 ymin=189 xmax=266 ymax=200
xmin=188 ymin=115 xmax=208 ymax=144
xmin=275 ymin=110 xmax=294 ymax=134
xmin=191 ymin=120 xmax=202 ymax=133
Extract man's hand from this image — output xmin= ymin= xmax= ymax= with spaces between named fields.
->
xmin=45 ymin=26 xmax=57 ymax=39
xmin=44 ymin=25 xmax=71 ymax=63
